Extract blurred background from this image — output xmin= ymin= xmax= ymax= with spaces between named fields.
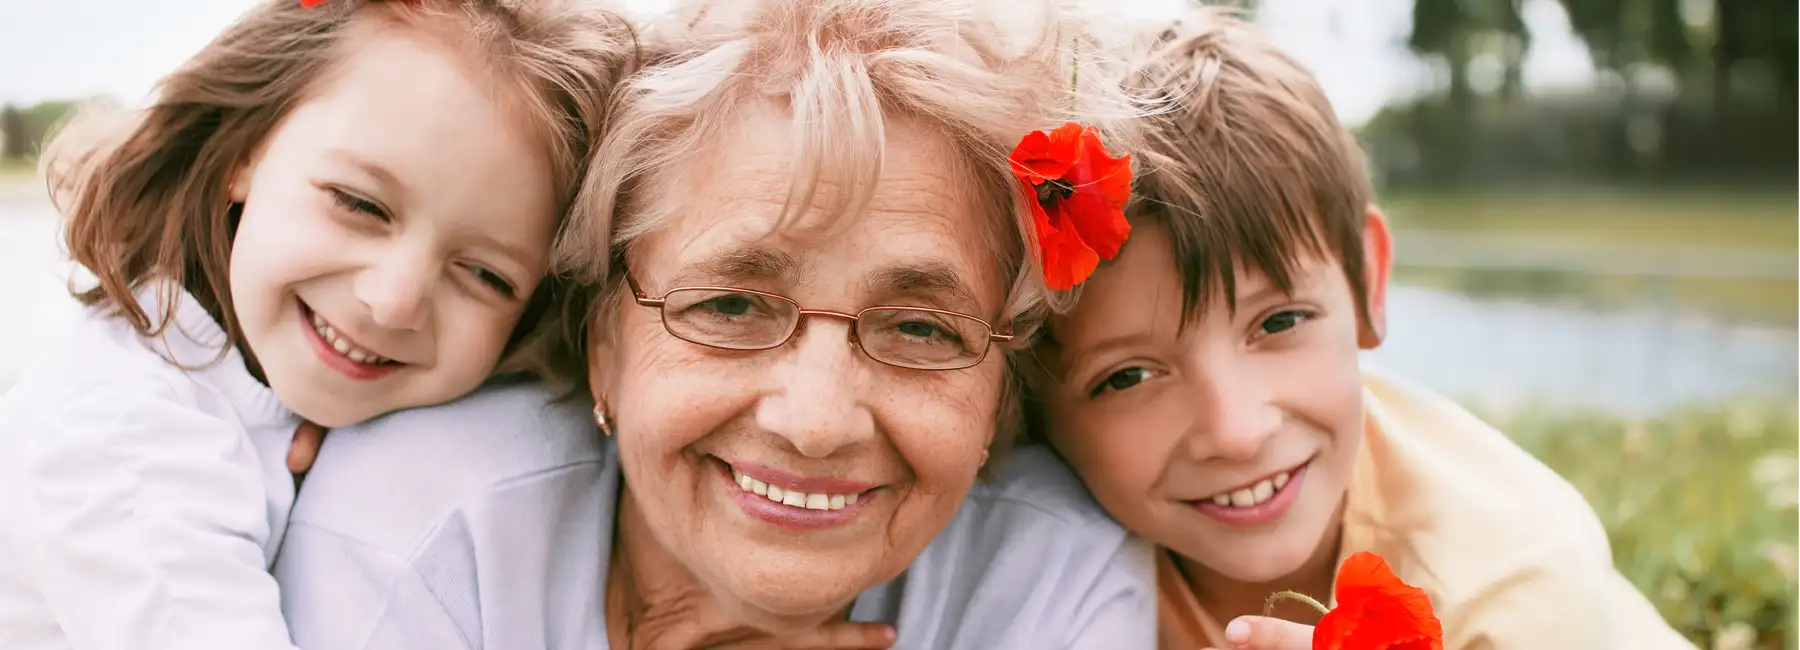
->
xmin=1 ymin=0 xmax=1794 ymax=646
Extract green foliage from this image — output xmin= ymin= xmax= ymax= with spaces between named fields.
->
xmin=1495 ymin=401 xmax=1799 ymax=649
xmin=0 ymin=100 xmax=80 ymax=162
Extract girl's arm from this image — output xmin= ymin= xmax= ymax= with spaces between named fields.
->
xmin=18 ymin=379 xmax=297 ymax=650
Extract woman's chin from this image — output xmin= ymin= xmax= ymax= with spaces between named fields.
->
xmin=714 ymin=571 xmax=867 ymax=626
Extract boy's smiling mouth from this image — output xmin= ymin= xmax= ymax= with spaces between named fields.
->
xmin=1186 ymin=457 xmax=1313 ymax=527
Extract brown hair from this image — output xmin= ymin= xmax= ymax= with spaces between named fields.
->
xmin=1125 ymin=6 xmax=1374 ymax=326
xmin=42 ymin=0 xmax=640 ymax=373
xmin=543 ymin=0 xmax=1158 ymax=459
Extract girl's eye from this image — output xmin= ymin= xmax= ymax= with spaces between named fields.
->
xmin=467 ymin=265 xmax=517 ymax=299
xmin=329 ymin=189 xmax=389 ymax=222
xmin=1258 ymin=310 xmax=1312 ymax=336
xmin=1091 ymin=366 xmax=1154 ymax=397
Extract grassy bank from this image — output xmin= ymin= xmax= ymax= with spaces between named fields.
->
xmin=1383 ymin=190 xmax=1798 ymax=325
xmin=1496 ymin=400 xmax=1798 ymax=649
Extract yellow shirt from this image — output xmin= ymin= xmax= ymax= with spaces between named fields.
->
xmin=1158 ymin=372 xmax=1695 ymax=649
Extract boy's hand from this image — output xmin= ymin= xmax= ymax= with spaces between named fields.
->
xmin=1206 ymin=616 xmax=1313 ymax=650
xmin=288 ymin=420 xmax=328 ymax=478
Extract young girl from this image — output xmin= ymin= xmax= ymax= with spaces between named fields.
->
xmin=0 ymin=1 xmax=637 ymax=648
xmin=1030 ymin=8 xmax=1696 ymax=650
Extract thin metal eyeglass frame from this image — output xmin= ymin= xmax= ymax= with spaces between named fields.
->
xmin=626 ymin=275 xmax=1014 ymax=371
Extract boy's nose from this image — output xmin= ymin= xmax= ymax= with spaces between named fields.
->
xmin=1183 ymin=372 xmax=1281 ymax=461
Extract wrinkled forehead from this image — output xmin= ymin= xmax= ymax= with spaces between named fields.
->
xmin=626 ymin=109 xmax=1011 ymax=315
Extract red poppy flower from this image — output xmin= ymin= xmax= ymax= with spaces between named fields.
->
xmin=1314 ymin=552 xmax=1444 ymax=650
xmin=1009 ymin=122 xmax=1132 ymax=291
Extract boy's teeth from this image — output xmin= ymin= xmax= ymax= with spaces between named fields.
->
xmin=308 ymin=310 xmax=392 ymax=365
xmin=730 ymin=467 xmax=859 ymax=511
xmin=1206 ymin=471 xmax=1292 ymax=509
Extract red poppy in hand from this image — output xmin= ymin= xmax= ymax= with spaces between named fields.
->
xmin=1314 ymin=552 xmax=1444 ymax=650
xmin=1009 ymin=122 xmax=1132 ymax=291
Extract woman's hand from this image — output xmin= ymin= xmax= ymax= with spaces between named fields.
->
xmin=707 ymin=622 xmax=897 ymax=649
xmin=1206 ymin=616 xmax=1314 ymax=650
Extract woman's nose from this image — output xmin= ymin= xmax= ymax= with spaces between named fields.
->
xmin=354 ymin=253 xmax=438 ymax=331
xmin=754 ymin=317 xmax=876 ymax=459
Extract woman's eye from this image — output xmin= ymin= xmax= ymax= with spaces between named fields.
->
xmin=467 ymin=265 xmax=517 ymax=299
xmin=329 ymin=189 xmax=389 ymax=222
xmin=1091 ymin=367 xmax=1154 ymax=397
xmin=701 ymin=294 xmax=756 ymax=317
xmin=1259 ymin=310 xmax=1311 ymax=336
xmin=894 ymin=319 xmax=956 ymax=342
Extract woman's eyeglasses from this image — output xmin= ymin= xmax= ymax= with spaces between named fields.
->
xmin=627 ymin=276 xmax=1013 ymax=371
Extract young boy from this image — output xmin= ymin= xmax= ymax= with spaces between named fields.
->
xmin=1029 ymin=7 xmax=1695 ymax=649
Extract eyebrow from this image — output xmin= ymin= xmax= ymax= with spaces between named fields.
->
xmin=866 ymin=262 xmax=982 ymax=315
xmin=1062 ymin=331 xmax=1155 ymax=383
xmin=323 ymin=148 xmax=406 ymax=196
xmin=670 ymin=248 xmax=799 ymax=287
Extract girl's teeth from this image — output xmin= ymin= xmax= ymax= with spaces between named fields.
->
xmin=308 ymin=310 xmax=392 ymax=365
xmin=1206 ymin=471 xmax=1293 ymax=509
xmin=730 ymin=467 xmax=859 ymax=511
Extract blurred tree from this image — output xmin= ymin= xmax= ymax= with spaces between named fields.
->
xmin=1409 ymin=0 xmax=1529 ymax=104
xmin=1 ymin=105 xmax=26 ymax=160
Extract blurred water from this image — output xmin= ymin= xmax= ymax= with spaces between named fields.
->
xmin=1 ymin=200 xmax=1795 ymax=412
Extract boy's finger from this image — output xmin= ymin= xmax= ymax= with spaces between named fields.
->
xmin=287 ymin=421 xmax=328 ymax=475
xmin=1224 ymin=615 xmax=1313 ymax=650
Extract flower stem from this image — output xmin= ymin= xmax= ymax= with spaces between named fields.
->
xmin=1263 ymin=590 xmax=1330 ymax=618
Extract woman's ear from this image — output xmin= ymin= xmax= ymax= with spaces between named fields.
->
xmin=1357 ymin=205 xmax=1393 ymax=350
xmin=586 ymin=314 xmax=618 ymax=399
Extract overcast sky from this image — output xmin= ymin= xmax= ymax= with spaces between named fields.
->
xmin=0 ymin=0 xmax=1594 ymax=126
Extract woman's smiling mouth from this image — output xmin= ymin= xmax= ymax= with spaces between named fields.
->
xmin=712 ymin=458 xmax=881 ymax=530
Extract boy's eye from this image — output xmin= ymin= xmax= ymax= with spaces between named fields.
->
xmin=1258 ymin=310 xmax=1311 ymax=336
xmin=1091 ymin=366 xmax=1155 ymax=397
xmin=329 ymin=188 xmax=390 ymax=222
xmin=467 ymin=265 xmax=518 ymax=299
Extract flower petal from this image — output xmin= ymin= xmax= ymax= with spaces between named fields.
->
xmin=1030 ymin=197 xmax=1100 ymax=291
xmin=1055 ymin=130 xmax=1132 ymax=260
xmin=1009 ymin=124 xmax=1082 ymax=184
xmin=1316 ymin=552 xmax=1445 ymax=650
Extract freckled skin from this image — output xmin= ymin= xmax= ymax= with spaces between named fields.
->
xmin=590 ymin=105 xmax=1012 ymax=630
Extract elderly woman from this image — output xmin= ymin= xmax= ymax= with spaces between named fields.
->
xmin=274 ymin=0 xmax=1156 ymax=648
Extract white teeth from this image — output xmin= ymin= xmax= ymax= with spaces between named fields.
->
xmin=1229 ymin=488 xmax=1256 ymax=508
xmin=1206 ymin=471 xmax=1295 ymax=509
xmin=730 ymin=467 xmax=859 ymax=511
xmin=1252 ymin=479 xmax=1274 ymax=503
xmin=307 ymin=309 xmax=392 ymax=365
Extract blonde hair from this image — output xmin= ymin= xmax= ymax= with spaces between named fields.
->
xmin=1126 ymin=6 xmax=1375 ymax=324
xmin=547 ymin=0 xmax=1157 ymax=455
xmin=43 ymin=0 xmax=641 ymax=373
